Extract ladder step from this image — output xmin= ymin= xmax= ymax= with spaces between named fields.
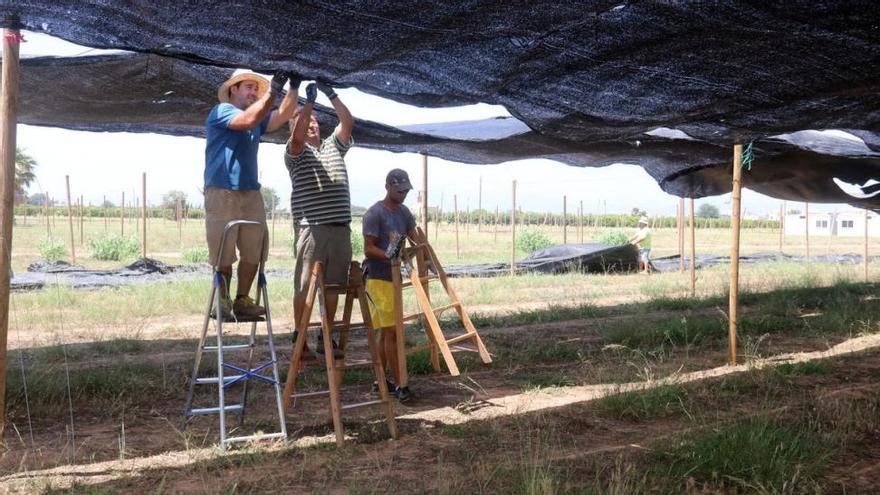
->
xmin=432 ymin=302 xmax=459 ymax=314
xmin=400 ymin=276 xmax=436 ymax=288
xmin=202 ymin=344 xmax=252 ymax=351
xmin=188 ymin=404 xmax=243 ymax=415
xmin=195 ymin=374 xmax=245 ymax=385
xmin=341 ymin=399 xmax=386 ymax=411
xmin=291 ymin=390 xmax=331 ymax=399
xmin=446 ymin=333 xmax=476 ymax=346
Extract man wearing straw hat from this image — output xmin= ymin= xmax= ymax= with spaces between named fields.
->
xmin=628 ymin=216 xmax=653 ymax=274
xmin=205 ymin=70 xmax=299 ymax=318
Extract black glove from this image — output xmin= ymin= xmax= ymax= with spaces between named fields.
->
xmin=305 ymin=82 xmax=317 ymax=104
xmin=287 ymin=71 xmax=303 ymax=90
xmin=384 ymin=234 xmax=406 ymax=260
xmin=270 ymin=71 xmax=289 ymax=95
xmin=316 ymin=81 xmax=338 ymax=100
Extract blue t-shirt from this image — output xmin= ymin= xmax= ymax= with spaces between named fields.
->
xmin=362 ymin=201 xmax=416 ymax=281
xmin=204 ymin=103 xmax=270 ymax=191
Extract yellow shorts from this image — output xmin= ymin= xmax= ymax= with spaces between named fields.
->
xmin=366 ymin=278 xmax=397 ymax=329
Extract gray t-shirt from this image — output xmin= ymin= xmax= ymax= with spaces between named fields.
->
xmin=362 ymin=201 xmax=416 ymax=281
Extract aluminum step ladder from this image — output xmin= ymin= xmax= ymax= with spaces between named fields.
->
xmin=183 ymin=220 xmax=287 ymax=449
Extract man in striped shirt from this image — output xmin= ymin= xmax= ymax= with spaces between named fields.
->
xmin=285 ymin=82 xmax=354 ymax=357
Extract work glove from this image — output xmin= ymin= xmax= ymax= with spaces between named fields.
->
xmin=316 ymin=81 xmax=338 ymax=100
xmin=384 ymin=234 xmax=406 ymax=260
xmin=305 ymin=82 xmax=318 ymax=104
xmin=270 ymin=71 xmax=289 ymax=95
xmin=287 ymin=71 xmax=303 ymax=90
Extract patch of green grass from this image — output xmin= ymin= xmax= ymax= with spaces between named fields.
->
xmin=597 ymin=384 xmax=690 ymax=421
xmin=513 ymin=371 xmax=574 ymax=391
xmin=37 ymin=237 xmax=68 ymax=262
xmin=407 ymin=348 xmax=437 ymax=375
xmin=182 ymin=245 xmax=209 ymax=263
xmin=774 ymin=361 xmax=826 ymax=377
xmin=88 ymin=234 xmax=141 ymax=261
xmin=651 ymin=417 xmax=830 ymax=493
xmin=603 ymin=316 xmax=724 ymax=348
xmin=470 ymin=303 xmax=600 ymax=329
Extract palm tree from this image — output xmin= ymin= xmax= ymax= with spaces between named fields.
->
xmin=14 ymin=147 xmax=37 ymax=204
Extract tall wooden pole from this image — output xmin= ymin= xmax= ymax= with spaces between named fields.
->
xmin=0 ymin=14 xmax=23 ymax=433
xmin=420 ymin=152 xmax=429 ymax=239
xmin=120 ymin=191 xmax=125 ymax=236
xmin=562 ymin=195 xmax=567 ymax=244
xmin=689 ymin=197 xmax=696 ymax=297
xmin=141 ymin=173 xmax=147 ymax=258
xmin=728 ymin=144 xmax=743 ymax=366
xmin=865 ymin=209 xmax=870 ymax=282
xmin=453 ymin=194 xmax=460 ymax=259
xmin=805 ymin=202 xmax=810 ymax=261
xmin=65 ymin=176 xmax=76 ymax=263
xmin=511 ymin=180 xmax=517 ymax=276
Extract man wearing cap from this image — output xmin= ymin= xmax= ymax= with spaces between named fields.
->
xmin=205 ymin=70 xmax=298 ymax=318
xmin=285 ymin=81 xmax=354 ymax=358
xmin=362 ymin=169 xmax=417 ymax=402
xmin=628 ymin=216 xmax=653 ymax=274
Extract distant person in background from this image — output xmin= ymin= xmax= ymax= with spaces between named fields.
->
xmin=204 ymin=70 xmax=297 ymax=318
xmin=362 ymin=169 xmax=417 ymax=402
xmin=628 ymin=216 xmax=652 ymax=274
xmin=285 ymin=81 xmax=354 ymax=358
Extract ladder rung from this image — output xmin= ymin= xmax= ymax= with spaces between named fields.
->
xmin=446 ymin=333 xmax=476 ymax=346
xmin=195 ymin=375 xmax=245 ymax=385
xmin=188 ymin=404 xmax=243 ymax=415
xmin=432 ymin=303 xmax=459 ymax=314
xmin=291 ymin=390 xmax=330 ymax=399
xmin=402 ymin=313 xmax=420 ymax=323
xmin=224 ymin=432 xmax=287 ymax=444
xmin=400 ymin=276 xmax=436 ymax=288
xmin=341 ymin=360 xmax=377 ymax=368
xmin=341 ymin=399 xmax=386 ymax=411
xmin=202 ymin=344 xmax=252 ymax=351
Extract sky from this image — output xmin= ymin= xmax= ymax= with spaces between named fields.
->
xmin=9 ymin=32 xmax=863 ymax=217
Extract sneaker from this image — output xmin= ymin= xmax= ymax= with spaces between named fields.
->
xmin=233 ymin=295 xmax=265 ymax=317
xmin=316 ymin=337 xmax=345 ymax=359
xmin=394 ymin=386 xmax=413 ymax=403
xmin=371 ymin=379 xmax=397 ymax=395
xmin=209 ymin=297 xmax=234 ymax=320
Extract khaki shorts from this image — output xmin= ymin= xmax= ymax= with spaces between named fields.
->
xmin=205 ymin=187 xmax=268 ymax=266
xmin=365 ymin=278 xmax=397 ymax=329
xmin=294 ymin=224 xmax=353 ymax=294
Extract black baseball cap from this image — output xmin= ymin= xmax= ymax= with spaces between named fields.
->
xmin=386 ymin=168 xmax=413 ymax=192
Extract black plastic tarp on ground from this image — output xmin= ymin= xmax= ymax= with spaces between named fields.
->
xmin=444 ymin=243 xmax=638 ymax=277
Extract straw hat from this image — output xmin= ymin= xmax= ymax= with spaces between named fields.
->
xmin=217 ymin=71 xmax=269 ymax=103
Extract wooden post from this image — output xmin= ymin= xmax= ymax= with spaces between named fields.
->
xmin=0 ymin=15 xmax=23 ymax=433
xmin=805 ymin=202 xmax=810 ymax=261
xmin=421 ymin=152 xmax=429 ymax=239
xmin=689 ymin=197 xmax=696 ymax=297
xmin=120 ymin=191 xmax=125 ymax=236
xmin=511 ymin=180 xmax=517 ymax=276
xmin=477 ymin=176 xmax=482 ymax=232
xmin=141 ymin=173 xmax=147 ymax=258
xmin=453 ymin=194 xmax=460 ymax=259
xmin=562 ymin=195 xmax=567 ymax=244
xmin=65 ymin=176 xmax=76 ymax=263
xmin=728 ymin=144 xmax=743 ymax=366
xmin=865 ymin=209 xmax=870 ymax=282
xmin=779 ymin=202 xmax=784 ymax=252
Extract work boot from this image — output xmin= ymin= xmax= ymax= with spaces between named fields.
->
xmin=290 ymin=330 xmax=318 ymax=363
xmin=233 ymin=295 xmax=265 ymax=317
xmin=371 ymin=378 xmax=397 ymax=395
xmin=209 ymin=297 xmax=234 ymax=320
xmin=395 ymin=386 xmax=413 ymax=403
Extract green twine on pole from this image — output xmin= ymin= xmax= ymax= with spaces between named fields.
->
xmin=741 ymin=142 xmax=754 ymax=170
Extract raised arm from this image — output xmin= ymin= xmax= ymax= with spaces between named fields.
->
xmin=288 ymin=83 xmax=318 ymax=156
xmin=267 ymin=72 xmax=302 ymax=132
xmin=228 ymin=71 xmax=288 ymax=131
xmin=317 ymin=82 xmax=353 ymax=145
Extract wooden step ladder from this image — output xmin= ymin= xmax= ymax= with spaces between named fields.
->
xmin=282 ymin=261 xmax=398 ymax=447
xmin=388 ymin=228 xmax=492 ymax=387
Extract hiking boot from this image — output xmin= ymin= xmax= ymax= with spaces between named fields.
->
xmin=233 ymin=295 xmax=265 ymax=317
xmin=394 ymin=386 xmax=413 ymax=403
xmin=291 ymin=330 xmax=318 ymax=363
xmin=316 ymin=337 xmax=345 ymax=359
xmin=372 ymin=379 xmax=397 ymax=395
xmin=209 ymin=297 xmax=234 ymax=320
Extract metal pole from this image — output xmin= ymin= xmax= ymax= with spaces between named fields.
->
xmin=421 ymin=152 xmax=428 ymax=239
xmin=65 ymin=176 xmax=76 ymax=263
xmin=0 ymin=14 xmax=23 ymax=433
xmin=510 ymin=180 xmax=517 ymax=276
xmin=728 ymin=144 xmax=743 ymax=366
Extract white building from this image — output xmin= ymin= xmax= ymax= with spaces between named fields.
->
xmin=784 ymin=208 xmax=880 ymax=237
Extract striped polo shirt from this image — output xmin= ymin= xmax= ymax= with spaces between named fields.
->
xmin=284 ymin=131 xmax=353 ymax=226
